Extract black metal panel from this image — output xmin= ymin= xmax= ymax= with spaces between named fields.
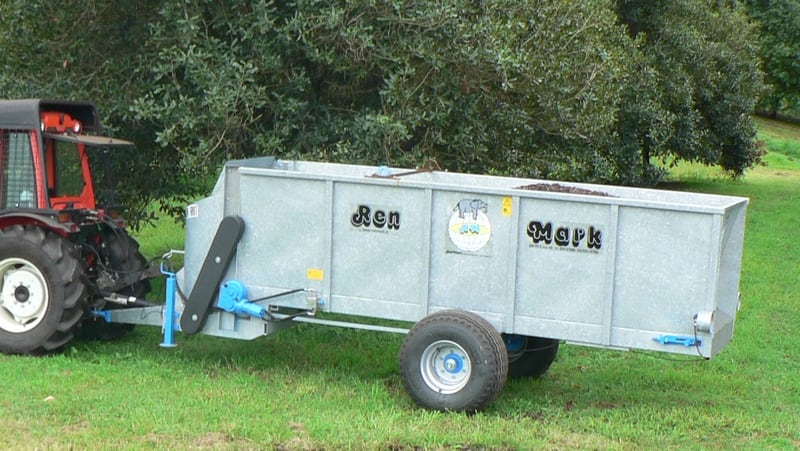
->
xmin=42 ymin=132 xmax=133 ymax=147
xmin=0 ymin=99 xmax=100 ymax=131
xmin=180 ymin=216 xmax=245 ymax=334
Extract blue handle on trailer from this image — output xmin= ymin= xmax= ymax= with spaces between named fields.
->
xmin=653 ymin=335 xmax=701 ymax=347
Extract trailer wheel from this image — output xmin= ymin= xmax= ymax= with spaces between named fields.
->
xmin=503 ymin=334 xmax=560 ymax=379
xmin=0 ymin=226 xmax=87 ymax=355
xmin=399 ymin=310 xmax=508 ymax=412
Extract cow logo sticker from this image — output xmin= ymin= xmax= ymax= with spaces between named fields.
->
xmin=448 ymin=199 xmax=491 ymax=252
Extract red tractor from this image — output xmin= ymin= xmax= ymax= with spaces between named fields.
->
xmin=0 ymin=99 xmax=153 ymax=355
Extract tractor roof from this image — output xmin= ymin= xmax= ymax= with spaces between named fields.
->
xmin=0 ymin=99 xmax=101 ymax=131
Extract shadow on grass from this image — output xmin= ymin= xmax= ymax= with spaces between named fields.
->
xmin=497 ymin=344 xmax=728 ymax=418
xmin=72 ymin=322 xmax=734 ymax=419
xmin=75 ymin=321 xmax=404 ymax=380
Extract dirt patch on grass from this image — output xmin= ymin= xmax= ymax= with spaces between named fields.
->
xmin=141 ymin=431 xmax=257 ymax=450
xmin=273 ymin=421 xmax=326 ymax=451
xmin=195 ymin=432 xmax=234 ymax=448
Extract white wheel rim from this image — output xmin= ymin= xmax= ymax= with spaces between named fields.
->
xmin=0 ymin=258 xmax=49 ymax=333
xmin=420 ymin=340 xmax=472 ymax=394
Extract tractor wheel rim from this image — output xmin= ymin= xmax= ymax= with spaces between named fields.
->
xmin=420 ymin=340 xmax=471 ymax=394
xmin=0 ymin=258 xmax=49 ymax=333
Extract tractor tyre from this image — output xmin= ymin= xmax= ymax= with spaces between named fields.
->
xmin=503 ymin=334 xmax=560 ymax=379
xmin=399 ymin=310 xmax=508 ymax=413
xmin=81 ymin=229 xmax=151 ymax=341
xmin=0 ymin=225 xmax=87 ymax=355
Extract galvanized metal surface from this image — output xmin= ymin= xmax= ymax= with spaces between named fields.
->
xmin=181 ymin=158 xmax=748 ymax=358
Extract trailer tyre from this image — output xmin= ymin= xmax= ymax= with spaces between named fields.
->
xmin=0 ymin=226 xmax=87 ymax=355
xmin=399 ymin=310 xmax=508 ymax=412
xmin=503 ymin=334 xmax=560 ymax=379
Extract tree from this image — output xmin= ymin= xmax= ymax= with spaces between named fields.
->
xmin=612 ymin=0 xmax=764 ymax=181
xmin=744 ymin=0 xmax=800 ymax=116
xmin=132 ymin=0 xmax=629 ymax=179
xmin=0 ymin=0 xmax=766 ymax=225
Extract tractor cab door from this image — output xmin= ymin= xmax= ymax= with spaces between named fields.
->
xmin=42 ymin=129 xmax=133 ymax=211
xmin=43 ymin=134 xmax=97 ymax=210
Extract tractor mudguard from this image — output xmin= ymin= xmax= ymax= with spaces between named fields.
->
xmin=0 ymin=210 xmax=70 ymax=236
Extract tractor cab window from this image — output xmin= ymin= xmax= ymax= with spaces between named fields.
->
xmin=51 ymin=139 xmax=85 ymax=197
xmin=44 ymin=136 xmax=94 ymax=210
xmin=0 ymin=131 xmax=37 ymax=209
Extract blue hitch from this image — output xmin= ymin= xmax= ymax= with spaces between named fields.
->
xmin=90 ymin=309 xmax=112 ymax=323
xmin=217 ymin=280 xmax=267 ymax=319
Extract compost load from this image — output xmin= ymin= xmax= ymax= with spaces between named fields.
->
xmin=516 ymin=183 xmax=612 ymax=197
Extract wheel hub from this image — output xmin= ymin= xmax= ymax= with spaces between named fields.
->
xmin=0 ymin=259 xmax=49 ymax=332
xmin=14 ymin=285 xmax=30 ymax=303
xmin=420 ymin=340 xmax=472 ymax=394
xmin=443 ymin=353 xmax=464 ymax=373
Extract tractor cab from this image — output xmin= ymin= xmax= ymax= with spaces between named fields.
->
xmin=0 ymin=99 xmax=131 ymax=216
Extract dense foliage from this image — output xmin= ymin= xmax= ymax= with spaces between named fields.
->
xmin=613 ymin=0 xmax=764 ymax=181
xmin=0 ymin=0 xmax=772 ymax=224
xmin=744 ymin=0 xmax=800 ymax=116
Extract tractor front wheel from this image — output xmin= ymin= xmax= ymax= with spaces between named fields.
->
xmin=0 ymin=226 xmax=87 ymax=355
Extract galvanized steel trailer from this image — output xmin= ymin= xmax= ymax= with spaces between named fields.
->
xmin=110 ymin=157 xmax=748 ymax=412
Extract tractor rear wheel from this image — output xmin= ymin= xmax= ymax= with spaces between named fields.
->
xmin=81 ymin=229 xmax=151 ymax=340
xmin=0 ymin=226 xmax=87 ymax=355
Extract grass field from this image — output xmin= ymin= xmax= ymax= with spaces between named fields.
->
xmin=1 ymin=118 xmax=799 ymax=449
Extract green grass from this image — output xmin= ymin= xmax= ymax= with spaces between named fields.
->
xmin=2 ymin=122 xmax=800 ymax=449
xmin=755 ymin=115 xmax=800 ymax=141
xmin=134 ymin=213 xmax=185 ymax=260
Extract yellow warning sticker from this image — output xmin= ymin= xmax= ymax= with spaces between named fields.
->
xmin=307 ymin=268 xmax=324 ymax=281
xmin=501 ymin=197 xmax=513 ymax=217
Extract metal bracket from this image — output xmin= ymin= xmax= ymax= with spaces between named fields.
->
xmin=180 ymin=216 xmax=245 ymax=334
